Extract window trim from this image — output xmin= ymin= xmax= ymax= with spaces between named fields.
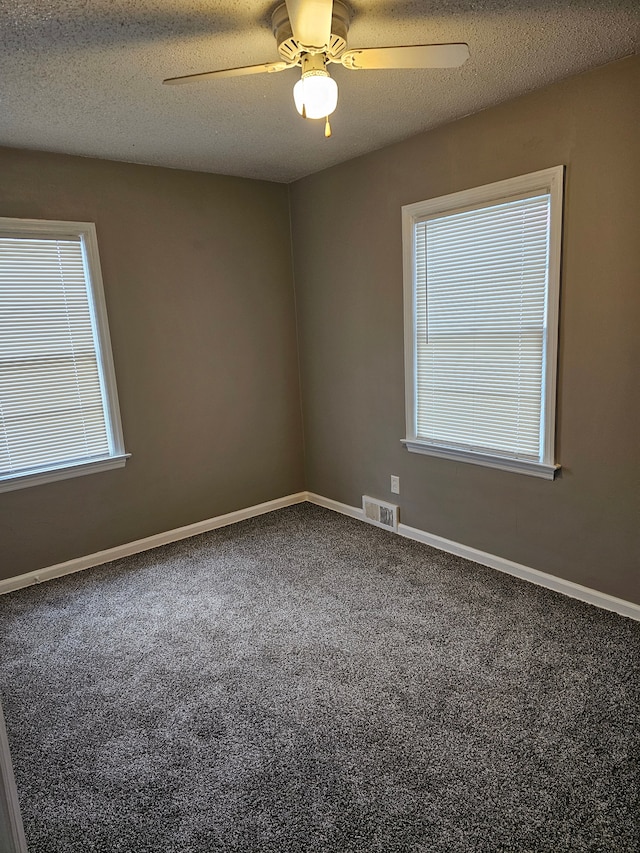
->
xmin=401 ymin=166 xmax=564 ymax=480
xmin=0 ymin=217 xmax=129 ymax=493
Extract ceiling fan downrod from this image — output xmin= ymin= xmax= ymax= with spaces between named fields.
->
xmin=271 ymin=1 xmax=350 ymax=64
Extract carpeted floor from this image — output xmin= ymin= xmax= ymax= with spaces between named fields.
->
xmin=0 ymin=503 xmax=638 ymax=853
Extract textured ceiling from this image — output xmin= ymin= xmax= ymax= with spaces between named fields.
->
xmin=0 ymin=1 xmax=637 ymax=182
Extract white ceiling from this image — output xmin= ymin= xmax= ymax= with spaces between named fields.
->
xmin=0 ymin=1 xmax=637 ymax=183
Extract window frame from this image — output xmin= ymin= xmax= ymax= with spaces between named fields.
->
xmin=401 ymin=166 xmax=564 ymax=480
xmin=0 ymin=217 xmax=129 ymax=493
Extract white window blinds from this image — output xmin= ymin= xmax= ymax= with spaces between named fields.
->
xmin=0 ymin=222 xmax=126 ymax=489
xmin=414 ymin=194 xmax=550 ymax=461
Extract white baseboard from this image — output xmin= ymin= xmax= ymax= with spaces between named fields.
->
xmin=3 ymin=489 xmax=638 ymax=622
xmin=306 ymin=491 xmax=365 ymax=521
xmin=306 ymin=492 xmax=640 ymax=622
xmin=0 ymin=492 xmax=308 ymax=596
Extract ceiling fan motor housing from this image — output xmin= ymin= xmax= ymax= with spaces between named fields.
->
xmin=272 ymin=1 xmax=350 ymax=63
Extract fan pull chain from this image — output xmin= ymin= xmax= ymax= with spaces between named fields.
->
xmin=324 ymin=116 xmax=332 ymax=138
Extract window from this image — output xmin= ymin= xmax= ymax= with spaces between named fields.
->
xmin=0 ymin=218 xmax=128 ymax=492
xmin=402 ymin=167 xmax=563 ymax=479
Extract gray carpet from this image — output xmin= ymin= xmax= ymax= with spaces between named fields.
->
xmin=0 ymin=503 xmax=639 ymax=853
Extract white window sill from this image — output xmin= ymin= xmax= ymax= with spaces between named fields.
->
xmin=401 ymin=439 xmax=559 ymax=480
xmin=0 ymin=453 xmax=131 ymax=494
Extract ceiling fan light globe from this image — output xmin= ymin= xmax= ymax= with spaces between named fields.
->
xmin=293 ymin=73 xmax=338 ymax=119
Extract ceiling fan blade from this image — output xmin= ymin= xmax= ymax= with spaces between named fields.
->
xmin=163 ymin=61 xmax=292 ymax=85
xmin=285 ymin=0 xmax=333 ymax=49
xmin=341 ymin=43 xmax=470 ymax=71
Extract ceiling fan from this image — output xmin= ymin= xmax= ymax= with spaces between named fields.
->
xmin=163 ymin=0 xmax=469 ymax=137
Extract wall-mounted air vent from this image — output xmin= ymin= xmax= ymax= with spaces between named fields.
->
xmin=362 ymin=496 xmax=399 ymax=532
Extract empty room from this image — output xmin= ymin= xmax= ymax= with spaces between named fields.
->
xmin=0 ymin=1 xmax=638 ymax=851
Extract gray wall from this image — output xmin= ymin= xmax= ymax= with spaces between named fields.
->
xmin=290 ymin=56 xmax=640 ymax=604
xmin=0 ymin=148 xmax=305 ymax=580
